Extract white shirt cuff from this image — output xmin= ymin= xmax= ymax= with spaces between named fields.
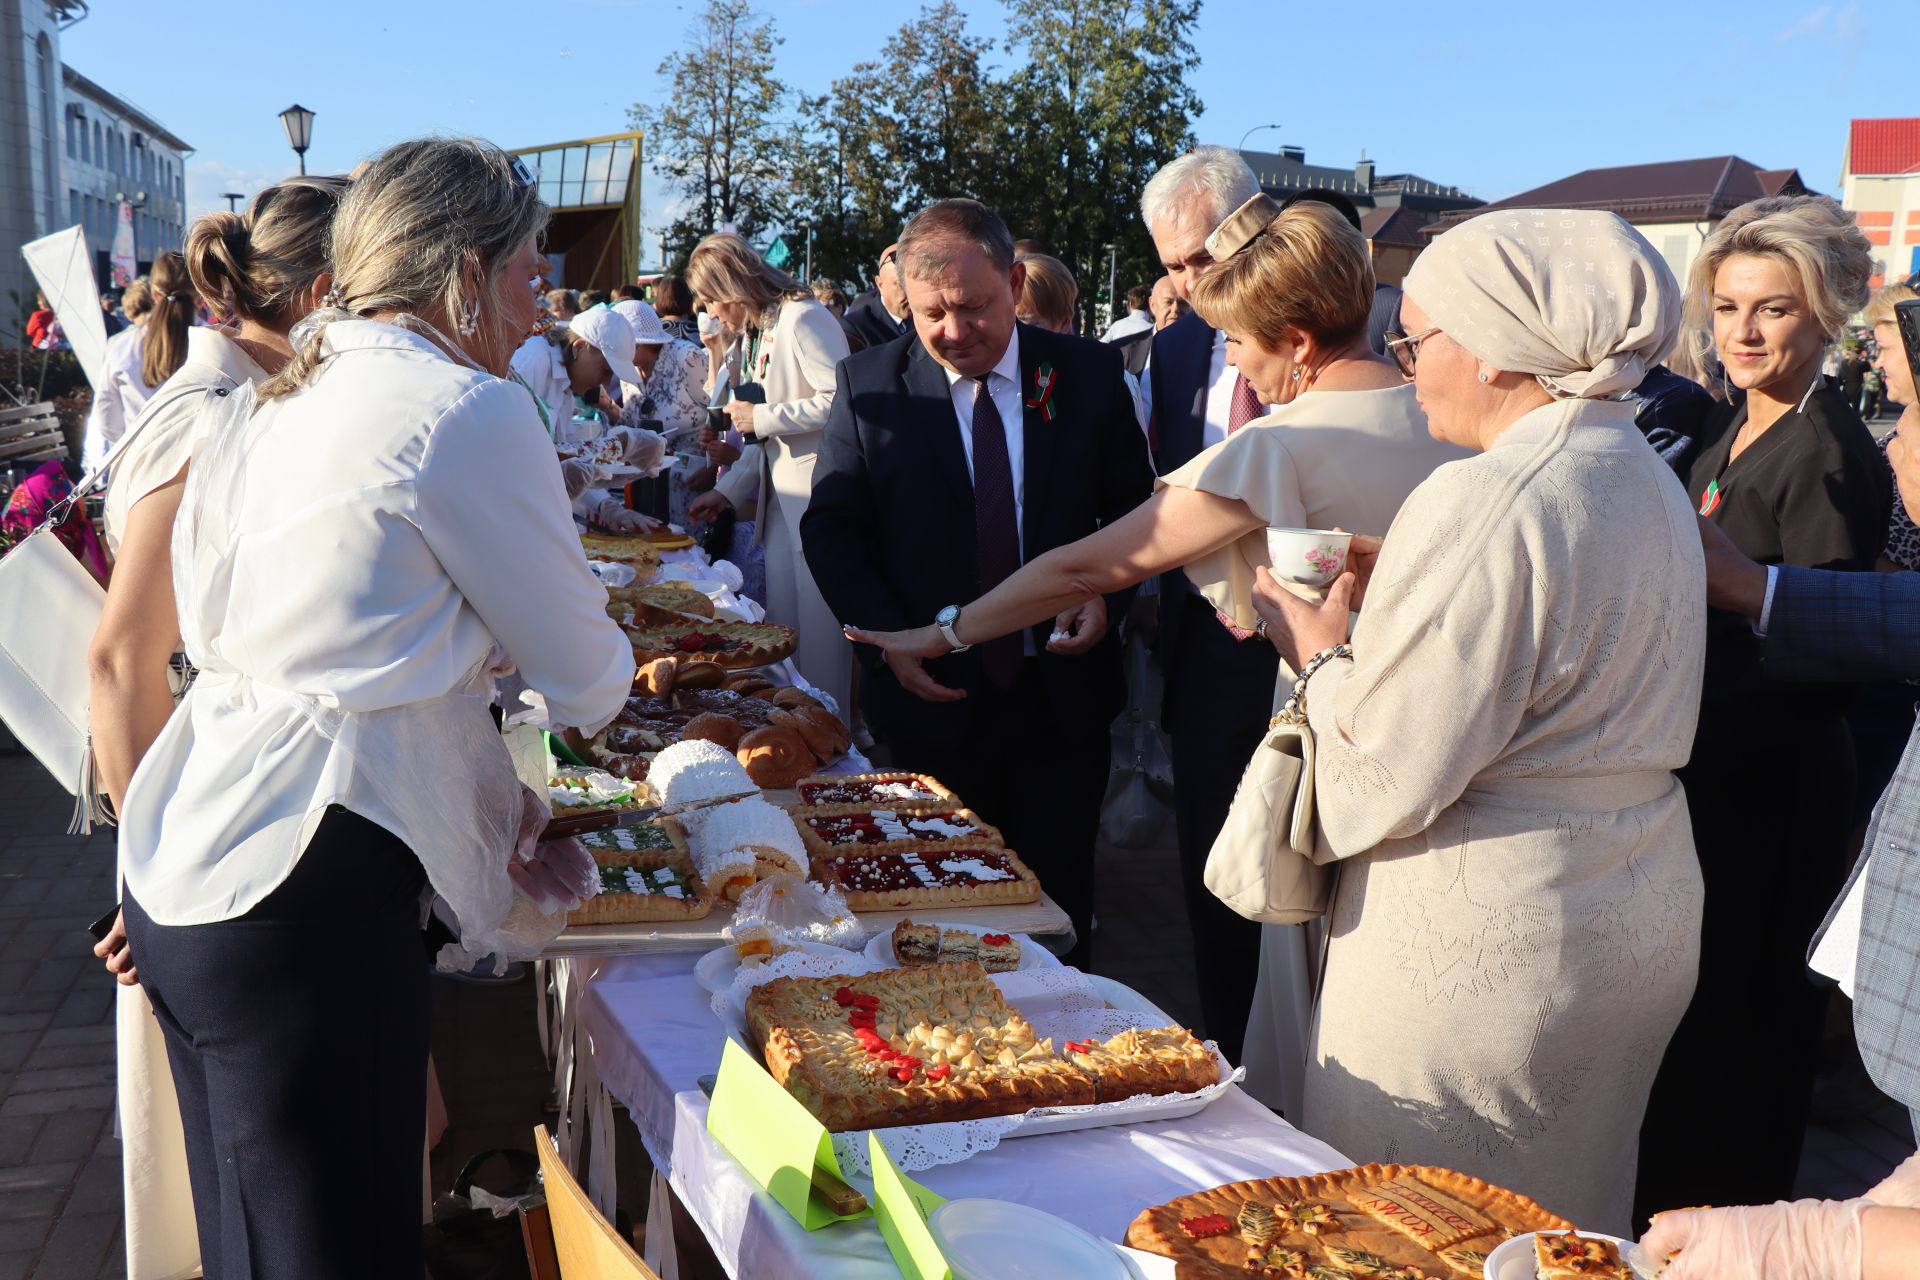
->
xmin=1753 ymin=564 xmax=1779 ymax=637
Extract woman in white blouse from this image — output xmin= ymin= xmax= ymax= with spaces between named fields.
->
xmin=683 ymin=233 xmax=855 ymax=713
xmin=115 ymin=139 xmax=633 ymax=1279
xmin=85 ymin=252 xmax=195 ymax=460
xmin=87 ymin=174 xmax=346 ymax=1280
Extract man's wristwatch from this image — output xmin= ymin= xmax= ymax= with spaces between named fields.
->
xmin=935 ymin=605 xmax=970 ymax=653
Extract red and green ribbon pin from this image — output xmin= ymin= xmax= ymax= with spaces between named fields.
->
xmin=1698 ymin=478 xmax=1723 ymax=517
xmin=1025 ymin=362 xmax=1058 ymax=421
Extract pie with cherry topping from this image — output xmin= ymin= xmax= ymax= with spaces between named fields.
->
xmin=745 ymin=962 xmax=1216 ymax=1131
xmin=790 ymin=804 xmax=1001 ymax=857
xmin=811 ymin=843 xmax=1040 ymax=910
xmin=793 ymin=772 xmax=958 ymax=810
xmin=1126 ymin=1164 xmax=1574 ymax=1279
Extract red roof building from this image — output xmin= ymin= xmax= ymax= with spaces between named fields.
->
xmin=1841 ymin=119 xmax=1920 ymax=288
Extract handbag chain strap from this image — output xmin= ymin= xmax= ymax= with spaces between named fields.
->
xmin=1274 ymin=643 xmax=1353 ymax=726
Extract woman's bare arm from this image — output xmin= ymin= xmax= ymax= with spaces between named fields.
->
xmin=88 ymin=470 xmax=187 ymax=812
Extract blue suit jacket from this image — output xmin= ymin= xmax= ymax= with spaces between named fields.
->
xmin=1767 ymin=565 xmax=1920 ymax=1111
xmin=1145 ymin=310 xmax=1218 ymax=685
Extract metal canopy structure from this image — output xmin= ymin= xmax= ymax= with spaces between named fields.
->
xmin=509 ymin=130 xmax=643 ymax=291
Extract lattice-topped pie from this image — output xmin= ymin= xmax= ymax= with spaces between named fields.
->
xmin=1126 ymin=1164 xmax=1574 ymax=1279
xmin=745 ymin=962 xmax=1217 ymax=1131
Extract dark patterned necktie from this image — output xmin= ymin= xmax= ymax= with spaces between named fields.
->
xmin=970 ymin=376 xmax=1025 ymax=689
xmin=1228 ymin=371 xmax=1263 ymax=432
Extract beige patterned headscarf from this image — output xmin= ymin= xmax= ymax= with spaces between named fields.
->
xmin=1404 ymin=209 xmax=1681 ymax=400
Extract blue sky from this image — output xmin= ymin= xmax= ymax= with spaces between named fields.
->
xmin=62 ymin=0 xmax=1917 ymax=253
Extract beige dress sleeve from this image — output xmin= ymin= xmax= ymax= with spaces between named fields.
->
xmin=1157 ymin=424 xmax=1310 ymax=629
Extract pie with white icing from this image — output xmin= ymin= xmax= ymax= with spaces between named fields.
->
xmin=567 ymin=821 xmax=711 ymax=924
xmin=810 ymin=843 xmax=1041 ymax=910
xmin=745 ymin=962 xmax=1217 ymax=1131
xmin=790 ymin=804 xmax=1002 ymax=857
xmin=1125 ymin=1164 xmax=1573 ymax=1279
xmin=793 ymin=772 xmax=958 ymax=810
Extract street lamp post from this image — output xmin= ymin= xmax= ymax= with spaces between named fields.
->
xmin=221 ymin=192 xmax=245 ymax=212
xmin=278 ymin=104 xmax=315 ymax=176
xmin=1104 ymin=242 xmax=1119 ymax=333
xmin=1238 ymin=123 xmax=1283 ymax=153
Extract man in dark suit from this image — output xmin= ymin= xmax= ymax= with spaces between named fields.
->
xmin=802 ymin=199 xmax=1154 ymax=968
xmin=843 ymin=243 xmax=909 ymax=350
xmin=1135 ymin=146 xmax=1275 ymax=1064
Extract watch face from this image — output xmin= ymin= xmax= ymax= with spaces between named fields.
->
xmin=936 ymin=606 xmax=960 ymax=628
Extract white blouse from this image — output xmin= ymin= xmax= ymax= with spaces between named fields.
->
xmin=101 ymin=327 xmax=268 ymax=553
xmin=120 ymin=320 xmax=634 ymax=938
xmin=84 ymin=324 xmax=155 ymax=468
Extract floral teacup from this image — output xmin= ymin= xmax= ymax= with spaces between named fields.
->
xmin=1265 ymin=527 xmax=1352 ymax=588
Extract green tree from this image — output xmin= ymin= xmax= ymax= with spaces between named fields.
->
xmin=996 ymin=0 xmax=1203 ymax=330
xmin=630 ymin=0 xmax=793 ymax=264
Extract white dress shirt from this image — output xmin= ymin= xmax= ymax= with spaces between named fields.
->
xmin=102 ymin=327 xmax=268 ymax=552
xmin=941 ymin=331 xmax=1036 ymax=655
xmin=84 ymin=323 xmax=155 ymax=468
xmin=120 ymin=320 xmax=634 ymax=945
xmin=1100 ymin=309 xmax=1153 ymax=343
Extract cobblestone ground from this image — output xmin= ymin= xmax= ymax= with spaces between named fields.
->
xmin=0 ymin=745 xmax=1908 ymax=1279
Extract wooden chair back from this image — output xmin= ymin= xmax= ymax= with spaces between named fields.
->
xmin=528 ymin=1124 xmax=659 ymax=1280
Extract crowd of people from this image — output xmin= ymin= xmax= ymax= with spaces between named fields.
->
xmin=1 ymin=123 xmax=1910 ymax=1277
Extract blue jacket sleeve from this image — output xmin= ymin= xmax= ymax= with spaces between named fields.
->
xmin=1764 ymin=564 xmax=1920 ymax=683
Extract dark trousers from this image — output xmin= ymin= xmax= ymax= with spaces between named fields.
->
xmin=124 ymin=806 xmax=431 ymax=1280
xmin=1634 ymin=712 xmax=1853 ymax=1226
xmin=1163 ymin=592 xmax=1280 ymax=1065
xmin=872 ymin=659 xmax=1109 ymax=969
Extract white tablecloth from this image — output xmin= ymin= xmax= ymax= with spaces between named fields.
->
xmin=579 ymin=952 xmax=1349 ymax=1279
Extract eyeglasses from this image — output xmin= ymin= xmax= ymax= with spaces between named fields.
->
xmin=1383 ymin=326 xmax=1441 ymax=379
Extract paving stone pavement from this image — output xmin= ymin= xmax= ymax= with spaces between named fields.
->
xmin=0 ymin=743 xmax=1910 ymax=1279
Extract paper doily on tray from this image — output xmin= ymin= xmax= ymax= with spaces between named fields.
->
xmin=833 ymin=1115 xmax=1024 ymax=1176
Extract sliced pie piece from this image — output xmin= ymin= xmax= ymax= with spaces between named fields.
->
xmin=1534 ymin=1231 xmax=1629 ymax=1279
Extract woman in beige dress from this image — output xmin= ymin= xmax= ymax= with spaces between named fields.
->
xmin=1254 ymin=210 xmax=1706 ymax=1234
xmin=683 ymin=233 xmax=854 ymax=715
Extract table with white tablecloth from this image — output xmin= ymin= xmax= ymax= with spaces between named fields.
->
xmin=576 ymin=951 xmax=1349 ymax=1279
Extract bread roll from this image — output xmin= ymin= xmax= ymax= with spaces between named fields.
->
xmin=735 ymin=725 xmax=812 ymax=789
xmin=682 ymin=712 xmax=745 ymax=752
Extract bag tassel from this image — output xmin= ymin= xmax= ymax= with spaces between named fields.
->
xmin=67 ymin=736 xmax=116 ymax=836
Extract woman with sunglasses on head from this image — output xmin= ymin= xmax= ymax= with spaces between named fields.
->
xmin=840 ymin=196 xmax=1461 ymax=1080
xmin=1635 ymin=196 xmax=1889 ymax=1223
xmin=115 ymin=139 xmax=632 ymax=1280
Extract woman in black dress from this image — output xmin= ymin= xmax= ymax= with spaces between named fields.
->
xmin=1637 ymin=195 xmax=1886 ymax=1222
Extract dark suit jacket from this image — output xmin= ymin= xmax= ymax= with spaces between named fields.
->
xmin=1112 ymin=326 xmax=1152 ymax=377
xmin=1144 ymin=308 xmax=1220 ymax=681
xmin=1769 ymin=564 xmax=1920 ymax=1112
xmin=800 ymin=323 xmax=1155 ymax=740
xmin=844 ymin=297 xmax=906 ymax=351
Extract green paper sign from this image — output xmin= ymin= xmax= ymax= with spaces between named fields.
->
xmin=706 ymin=1038 xmax=870 ymax=1230
xmin=869 ymin=1132 xmax=950 ymax=1280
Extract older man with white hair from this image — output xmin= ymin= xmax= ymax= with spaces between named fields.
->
xmin=1135 ymin=145 xmax=1282 ymax=1069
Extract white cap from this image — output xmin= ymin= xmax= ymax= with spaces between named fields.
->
xmin=612 ymin=299 xmax=670 ymax=345
xmin=568 ymin=305 xmax=642 ymax=387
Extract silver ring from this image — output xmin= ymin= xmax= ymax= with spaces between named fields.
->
xmin=1254 ymin=618 xmax=1269 ymax=638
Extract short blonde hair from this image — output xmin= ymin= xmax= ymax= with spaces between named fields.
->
xmin=1685 ymin=195 xmax=1873 ymax=347
xmin=1188 ymin=200 xmax=1374 ymax=349
xmin=1015 ymin=253 xmax=1077 ymax=329
xmin=684 ymin=232 xmax=806 ymax=318
xmin=121 ymin=276 xmax=152 ymax=321
xmin=1863 ymin=282 xmax=1919 ymax=328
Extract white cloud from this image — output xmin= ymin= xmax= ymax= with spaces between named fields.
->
xmin=184 ymin=158 xmax=301 ymax=224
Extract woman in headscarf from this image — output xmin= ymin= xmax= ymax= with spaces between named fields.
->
xmin=1252 ymin=209 xmax=1706 ymax=1234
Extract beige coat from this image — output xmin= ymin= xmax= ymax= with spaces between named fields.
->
xmin=1300 ymin=399 xmax=1706 ymax=1234
xmin=714 ymin=298 xmax=854 ymax=714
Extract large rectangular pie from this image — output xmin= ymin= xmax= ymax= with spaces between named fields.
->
xmin=809 ymin=842 xmax=1041 ymax=910
xmin=791 ymin=772 xmax=960 ymax=810
xmin=1125 ymin=1163 xmax=1574 ymax=1279
xmin=566 ymin=821 xmax=712 ymax=924
xmin=744 ymin=962 xmax=1218 ymax=1132
xmin=790 ymin=804 xmax=1002 ymax=857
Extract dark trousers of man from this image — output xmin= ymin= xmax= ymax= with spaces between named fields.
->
xmin=1163 ymin=591 xmax=1280 ymax=1066
xmin=874 ymin=659 xmax=1108 ymax=970
xmin=1634 ymin=712 xmax=1854 ymax=1227
xmin=124 ymin=806 xmax=430 ymax=1280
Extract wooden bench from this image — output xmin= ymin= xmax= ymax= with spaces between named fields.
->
xmin=0 ymin=401 xmax=67 ymax=473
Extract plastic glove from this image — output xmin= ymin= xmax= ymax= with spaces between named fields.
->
xmin=559 ymin=458 xmax=597 ymax=500
xmin=614 ymin=427 xmax=668 ymax=474
xmin=1638 ymin=1199 xmax=1866 ymax=1280
xmin=1867 ymin=1151 xmax=1920 ymax=1209
xmin=509 ymin=837 xmax=598 ymax=913
xmin=596 ymin=503 xmax=661 ymax=535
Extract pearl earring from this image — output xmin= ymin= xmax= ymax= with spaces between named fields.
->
xmin=456 ymin=298 xmax=480 ymax=338
xmin=1478 ymin=372 xmax=1489 ymax=383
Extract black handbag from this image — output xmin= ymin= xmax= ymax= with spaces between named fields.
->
xmin=422 ymin=1148 xmax=540 ymax=1280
